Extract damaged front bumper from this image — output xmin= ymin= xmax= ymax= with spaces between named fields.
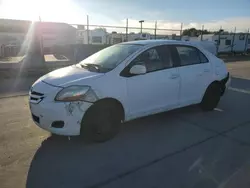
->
xmin=29 ymin=81 xmax=92 ymax=136
xmin=30 ymin=101 xmax=92 ymax=136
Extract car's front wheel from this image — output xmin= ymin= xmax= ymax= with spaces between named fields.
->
xmin=200 ymin=83 xmax=221 ymax=111
xmin=81 ymin=102 xmax=122 ymax=142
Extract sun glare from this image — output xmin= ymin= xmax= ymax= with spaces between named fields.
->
xmin=0 ymin=0 xmax=80 ymax=23
xmin=39 ymin=0 xmax=80 ymax=23
xmin=0 ymin=0 xmax=38 ymax=20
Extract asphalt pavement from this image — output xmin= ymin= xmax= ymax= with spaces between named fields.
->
xmin=1 ymin=60 xmax=250 ymax=188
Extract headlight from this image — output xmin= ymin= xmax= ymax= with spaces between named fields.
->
xmin=55 ymin=86 xmax=98 ymax=102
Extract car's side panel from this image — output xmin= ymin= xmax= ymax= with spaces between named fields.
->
xmin=178 ymin=64 xmax=208 ymax=106
xmin=87 ymin=62 xmax=128 ymax=116
xmin=124 ymin=67 xmax=180 ymax=120
xmin=83 ymin=47 xmax=150 ymax=121
xmin=172 ymin=44 xmax=214 ymax=106
xmin=84 ymin=42 xmax=228 ymax=122
xmin=119 ymin=44 xmax=181 ymax=121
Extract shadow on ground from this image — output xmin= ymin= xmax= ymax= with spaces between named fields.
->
xmin=25 ymin=107 xmax=211 ymax=188
xmin=26 ymin=77 xmax=250 ymax=188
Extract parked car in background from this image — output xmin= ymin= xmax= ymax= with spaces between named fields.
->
xmin=29 ymin=40 xmax=230 ymax=142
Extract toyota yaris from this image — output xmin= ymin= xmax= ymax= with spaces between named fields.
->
xmin=29 ymin=40 xmax=230 ymax=142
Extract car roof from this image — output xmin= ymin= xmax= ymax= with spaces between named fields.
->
xmin=120 ymin=40 xmax=215 ymax=56
xmin=121 ymin=39 xmax=193 ymax=46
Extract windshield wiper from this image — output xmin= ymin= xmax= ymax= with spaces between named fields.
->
xmin=80 ymin=63 xmax=101 ymax=72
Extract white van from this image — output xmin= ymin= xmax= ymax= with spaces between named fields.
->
xmin=29 ymin=40 xmax=230 ymax=142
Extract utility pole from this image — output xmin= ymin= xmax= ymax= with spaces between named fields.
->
xmin=217 ymin=26 xmax=222 ymax=55
xmin=154 ymin=21 xmax=157 ymax=39
xmin=231 ymin=27 xmax=236 ymax=54
xmin=139 ymin=20 xmax=144 ymax=34
xmin=126 ymin=19 xmax=128 ymax=42
xmin=38 ymin=15 xmax=44 ymax=63
xmin=244 ymin=28 xmax=249 ymax=53
xmin=180 ymin=23 xmax=183 ymax=40
xmin=201 ymin=25 xmax=204 ymax=41
xmin=87 ymin=15 xmax=89 ymax=44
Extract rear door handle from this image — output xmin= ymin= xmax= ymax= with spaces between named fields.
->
xmin=170 ymin=74 xmax=179 ymax=79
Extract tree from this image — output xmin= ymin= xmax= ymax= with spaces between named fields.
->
xmin=213 ymin=29 xmax=226 ymax=34
xmin=182 ymin=28 xmax=213 ymax=36
xmin=182 ymin=28 xmax=197 ymax=36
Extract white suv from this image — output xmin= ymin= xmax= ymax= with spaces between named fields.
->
xmin=29 ymin=40 xmax=230 ymax=142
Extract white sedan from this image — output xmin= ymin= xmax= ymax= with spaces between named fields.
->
xmin=29 ymin=40 xmax=230 ymax=142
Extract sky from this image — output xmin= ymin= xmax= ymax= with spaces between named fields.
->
xmin=0 ymin=0 xmax=250 ymax=33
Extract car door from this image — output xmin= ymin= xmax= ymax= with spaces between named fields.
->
xmin=174 ymin=45 xmax=212 ymax=106
xmin=120 ymin=45 xmax=180 ymax=120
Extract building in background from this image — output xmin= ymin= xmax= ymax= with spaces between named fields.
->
xmin=39 ymin=22 xmax=76 ymax=54
xmin=200 ymin=33 xmax=250 ymax=53
xmin=77 ymin=30 xmax=153 ymax=44
xmin=0 ymin=19 xmax=29 ymax=57
xmin=107 ymin=32 xmax=125 ymax=44
xmin=181 ymin=35 xmax=199 ymax=41
xmin=128 ymin=33 xmax=151 ymax=41
xmin=0 ymin=33 xmax=25 ymax=57
xmin=77 ymin=28 xmax=108 ymax=45
xmin=0 ymin=19 xmax=76 ymax=57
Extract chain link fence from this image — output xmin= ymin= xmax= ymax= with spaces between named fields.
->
xmin=57 ymin=18 xmax=184 ymax=62
xmin=0 ymin=17 xmax=250 ymax=63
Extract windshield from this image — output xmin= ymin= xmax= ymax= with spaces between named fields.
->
xmin=78 ymin=44 xmax=142 ymax=73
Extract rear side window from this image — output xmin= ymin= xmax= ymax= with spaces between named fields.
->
xmin=199 ymin=51 xmax=209 ymax=63
xmin=176 ymin=46 xmax=200 ymax=66
xmin=225 ymin=40 xmax=231 ymax=46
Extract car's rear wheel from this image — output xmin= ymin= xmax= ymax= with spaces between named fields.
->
xmin=200 ymin=83 xmax=221 ymax=111
xmin=81 ymin=102 xmax=122 ymax=142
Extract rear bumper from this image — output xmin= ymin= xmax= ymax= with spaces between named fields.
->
xmin=220 ymin=73 xmax=231 ymax=95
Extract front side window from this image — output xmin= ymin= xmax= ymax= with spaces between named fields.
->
xmin=176 ymin=46 xmax=200 ymax=66
xmin=248 ymin=39 xmax=250 ymax=44
xmin=132 ymin=45 xmax=173 ymax=73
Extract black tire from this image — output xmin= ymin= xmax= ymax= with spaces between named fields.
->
xmin=200 ymin=83 xmax=221 ymax=111
xmin=81 ymin=103 xmax=121 ymax=143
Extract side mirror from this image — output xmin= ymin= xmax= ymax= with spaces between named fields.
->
xmin=129 ymin=64 xmax=146 ymax=75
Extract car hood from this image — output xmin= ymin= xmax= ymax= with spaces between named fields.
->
xmin=39 ymin=65 xmax=104 ymax=87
